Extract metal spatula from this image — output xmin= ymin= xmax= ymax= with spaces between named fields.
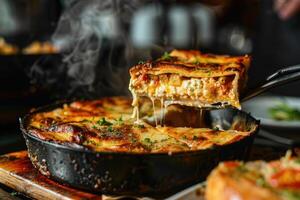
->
xmin=241 ymin=64 xmax=300 ymax=102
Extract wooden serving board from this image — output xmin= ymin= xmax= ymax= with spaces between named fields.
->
xmin=0 ymin=151 xmax=117 ymax=200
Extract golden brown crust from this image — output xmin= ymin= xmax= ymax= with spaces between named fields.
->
xmin=26 ymin=97 xmax=255 ymax=153
xmin=169 ymin=49 xmax=250 ymax=67
xmin=129 ymin=50 xmax=250 ymax=78
xmin=129 ymin=60 xmax=241 ymax=79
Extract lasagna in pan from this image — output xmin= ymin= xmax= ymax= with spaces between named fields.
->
xmin=206 ymin=152 xmax=300 ymax=200
xmin=26 ymin=97 xmax=256 ymax=153
xmin=129 ymin=50 xmax=250 ymax=118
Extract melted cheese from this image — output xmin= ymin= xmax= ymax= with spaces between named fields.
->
xmin=27 ymin=97 xmax=255 ymax=153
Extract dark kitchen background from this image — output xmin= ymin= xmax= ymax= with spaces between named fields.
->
xmin=1 ymin=0 xmax=300 ymax=154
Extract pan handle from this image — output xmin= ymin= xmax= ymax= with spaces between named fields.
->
xmin=241 ymin=64 xmax=300 ymax=102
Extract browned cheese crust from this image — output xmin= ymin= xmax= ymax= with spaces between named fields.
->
xmin=26 ymin=97 xmax=256 ymax=153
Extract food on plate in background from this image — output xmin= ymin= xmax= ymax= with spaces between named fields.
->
xmin=22 ymin=41 xmax=58 ymax=54
xmin=206 ymin=151 xmax=300 ymax=200
xmin=269 ymin=102 xmax=300 ymax=121
xmin=0 ymin=37 xmax=18 ymax=55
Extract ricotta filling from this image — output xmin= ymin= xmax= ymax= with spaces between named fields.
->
xmin=129 ymin=74 xmax=240 ymax=124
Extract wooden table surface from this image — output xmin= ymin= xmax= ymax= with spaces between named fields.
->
xmin=0 ymin=151 xmax=111 ymax=200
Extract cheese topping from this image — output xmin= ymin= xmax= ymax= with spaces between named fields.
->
xmin=26 ymin=97 xmax=256 ymax=153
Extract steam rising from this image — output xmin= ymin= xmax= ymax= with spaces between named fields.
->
xmin=29 ymin=0 xmax=146 ymax=99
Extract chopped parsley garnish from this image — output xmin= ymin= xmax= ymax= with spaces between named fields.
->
xmin=115 ymin=116 xmax=123 ymax=125
xmin=193 ymin=136 xmax=199 ymax=140
xmin=131 ymin=138 xmax=138 ymax=143
xmin=192 ymin=59 xmax=200 ymax=64
xmin=92 ymin=125 xmax=97 ymax=129
xmin=107 ymin=126 xmax=114 ymax=132
xmin=97 ymin=118 xmax=113 ymax=126
xmin=144 ymin=138 xmax=151 ymax=143
xmin=162 ymin=52 xmax=171 ymax=60
xmin=181 ymin=135 xmax=187 ymax=140
xmin=212 ymin=127 xmax=219 ymax=131
xmin=134 ymin=124 xmax=145 ymax=129
xmin=11 ymin=191 xmax=20 ymax=196
xmin=141 ymin=137 xmax=155 ymax=150
xmin=100 ymin=126 xmax=122 ymax=137
xmin=39 ymin=124 xmax=45 ymax=129
xmin=85 ymin=139 xmax=97 ymax=146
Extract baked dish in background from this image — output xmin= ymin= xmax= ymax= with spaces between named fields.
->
xmin=0 ymin=37 xmax=19 ymax=55
xmin=206 ymin=151 xmax=300 ymax=200
xmin=22 ymin=41 xmax=58 ymax=54
xmin=129 ymin=50 xmax=250 ymax=120
xmin=0 ymin=38 xmax=58 ymax=55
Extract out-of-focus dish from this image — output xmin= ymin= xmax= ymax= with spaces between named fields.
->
xmin=22 ymin=41 xmax=58 ymax=54
xmin=0 ymin=37 xmax=19 ymax=55
xmin=0 ymin=37 xmax=58 ymax=55
xmin=242 ymin=96 xmax=300 ymax=129
xmin=206 ymin=151 xmax=300 ymax=200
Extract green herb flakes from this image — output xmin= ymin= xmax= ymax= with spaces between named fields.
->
xmin=97 ymin=118 xmax=113 ymax=126
xmin=144 ymin=138 xmax=151 ymax=143
xmin=115 ymin=116 xmax=124 ymax=125
xmin=162 ymin=52 xmax=171 ymax=60
xmin=107 ymin=126 xmax=113 ymax=132
xmin=193 ymin=136 xmax=199 ymax=140
xmin=134 ymin=124 xmax=145 ymax=129
xmin=212 ymin=127 xmax=219 ymax=131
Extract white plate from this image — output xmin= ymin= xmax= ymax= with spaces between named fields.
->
xmin=242 ymin=96 xmax=300 ymax=129
xmin=166 ymin=182 xmax=205 ymax=200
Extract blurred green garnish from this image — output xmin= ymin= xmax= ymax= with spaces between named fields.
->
xmin=268 ymin=102 xmax=300 ymax=121
xmin=161 ymin=52 xmax=171 ymax=60
xmin=97 ymin=117 xmax=113 ymax=126
xmin=280 ymin=190 xmax=300 ymax=200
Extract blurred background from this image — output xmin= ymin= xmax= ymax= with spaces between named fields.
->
xmin=0 ymin=0 xmax=300 ymax=153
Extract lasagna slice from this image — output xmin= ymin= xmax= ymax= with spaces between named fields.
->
xmin=129 ymin=50 xmax=250 ymax=118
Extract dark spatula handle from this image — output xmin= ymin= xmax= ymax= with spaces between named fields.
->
xmin=241 ymin=64 xmax=300 ymax=102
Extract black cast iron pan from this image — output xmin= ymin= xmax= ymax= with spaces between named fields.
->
xmin=19 ymin=101 xmax=259 ymax=198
